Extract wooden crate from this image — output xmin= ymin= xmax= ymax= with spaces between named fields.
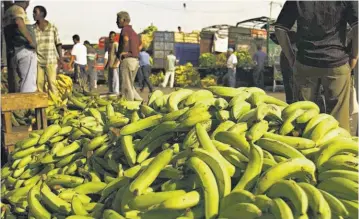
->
xmin=1 ymin=92 xmax=48 ymax=153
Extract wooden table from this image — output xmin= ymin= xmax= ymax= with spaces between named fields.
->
xmin=1 ymin=92 xmax=48 ymax=153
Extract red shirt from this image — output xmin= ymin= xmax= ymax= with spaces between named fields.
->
xmin=118 ymin=25 xmax=140 ymax=59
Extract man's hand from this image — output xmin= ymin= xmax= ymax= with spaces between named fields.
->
xmin=350 ymin=57 xmax=358 ymax=70
xmin=85 ymin=65 xmax=89 ymax=71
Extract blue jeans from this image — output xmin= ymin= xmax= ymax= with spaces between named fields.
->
xmin=223 ymin=68 xmax=236 ymax=87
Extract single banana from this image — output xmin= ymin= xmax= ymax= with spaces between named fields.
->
xmin=318 ymin=154 xmax=358 ymax=172
xmin=219 ymin=190 xmax=255 ymax=213
xmin=309 ymin=117 xmax=339 ymax=142
xmin=153 ymin=191 xmax=200 ymax=210
xmin=129 ymin=149 xmax=174 ymax=195
xmin=319 ymin=189 xmax=349 ymax=217
xmin=255 ymin=138 xmax=304 ymax=159
xmin=128 ymin=190 xmax=186 ymax=211
xmin=56 ymin=141 xmax=81 ymax=157
xmin=298 ymin=182 xmax=331 ymax=219
xmin=191 ymin=148 xmax=231 ymax=198
xmin=266 ymin=180 xmax=308 ymax=216
xmin=183 ymin=119 xmax=212 ymax=149
xmin=270 ymin=198 xmax=294 ymax=219
xmin=167 ymin=89 xmax=193 ymax=111
xmin=246 ymin=120 xmax=269 ymax=142
xmin=219 ymin=202 xmax=262 ymax=219
xmin=214 ymin=98 xmax=229 ymax=110
xmin=263 ymin=132 xmax=316 ymax=150
xmin=211 ymin=120 xmax=235 ymax=139
xmin=187 ymin=156 xmax=219 ymax=219
xmin=120 ymin=114 xmax=163 ymax=135
xmin=318 ymin=170 xmax=358 ymax=183
xmin=302 ymin=114 xmax=331 ymax=138
xmin=316 ymin=137 xmax=358 ymax=167
xmin=88 ymin=108 xmax=104 ymax=125
xmin=279 ymin=109 xmax=304 ymax=136
xmin=254 ymin=158 xmax=316 ymax=195
xmin=148 ymin=90 xmax=164 ymax=106
xmin=214 ymin=131 xmax=250 ymax=156
xmin=120 ymin=135 xmax=137 ymax=166
xmin=72 ymin=195 xmax=89 ymax=216
xmin=28 ymin=185 xmax=51 ymax=219
xmin=46 ymin=174 xmax=84 ymax=188
xmin=207 ymin=86 xmax=242 ymax=97
xmin=40 ymin=183 xmax=72 ymax=215
xmin=233 ymin=143 xmax=263 ymax=191
xmin=340 ymin=199 xmax=358 ymax=219
xmin=102 ymin=209 xmax=126 ymax=219
xmin=316 ymin=127 xmax=351 ymax=146
xmin=229 ymin=92 xmax=251 ymax=106
xmin=73 ymin=182 xmax=107 ymax=195
xmin=296 ymin=108 xmax=320 ymax=124
xmin=15 ymin=136 xmax=40 ymax=149
xmin=317 ymin=177 xmax=358 ymax=200
xmin=162 ymin=107 xmax=189 ymax=122
xmin=84 ymin=134 xmax=108 ymax=152
xmin=185 ymin=89 xmax=214 ymax=106
xmin=229 ymin=122 xmax=248 ymax=134
xmin=282 ymin=101 xmax=320 ymax=120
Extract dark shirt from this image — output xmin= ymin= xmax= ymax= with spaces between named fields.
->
xmin=117 ymin=25 xmax=140 ymax=59
xmin=275 ymin=1 xmax=358 ymax=68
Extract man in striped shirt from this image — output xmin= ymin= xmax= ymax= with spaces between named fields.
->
xmin=33 ymin=5 xmax=63 ymax=94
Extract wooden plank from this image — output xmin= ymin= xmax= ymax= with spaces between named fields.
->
xmin=4 ymin=131 xmax=29 ymax=149
xmin=3 ymin=112 xmax=12 ymax=133
xmin=1 ymin=92 xmax=48 ymax=112
xmin=35 ymin=108 xmax=41 ymax=130
xmin=40 ymin=108 xmax=47 ymax=129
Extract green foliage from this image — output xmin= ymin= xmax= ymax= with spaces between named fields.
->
xmin=199 ymin=53 xmax=216 ymax=68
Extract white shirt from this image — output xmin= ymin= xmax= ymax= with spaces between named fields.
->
xmin=227 ymin=53 xmax=238 ymax=69
xmin=71 ymin=43 xmax=87 ymax=65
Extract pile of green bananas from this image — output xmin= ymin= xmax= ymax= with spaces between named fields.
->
xmin=174 ymin=63 xmax=200 ymax=87
xmin=1 ymin=86 xmax=358 ymax=219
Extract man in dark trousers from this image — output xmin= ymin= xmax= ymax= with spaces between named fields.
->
xmin=138 ymin=48 xmax=154 ymax=93
xmin=275 ymin=1 xmax=358 ymax=132
xmin=252 ymin=45 xmax=267 ymax=89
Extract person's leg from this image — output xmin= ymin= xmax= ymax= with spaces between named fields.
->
xmin=108 ymin=68 xmax=114 ymax=93
xmin=143 ymin=65 xmax=153 ymax=92
xmin=259 ymin=68 xmax=265 ymax=89
xmin=322 ymin=63 xmax=351 ymax=131
xmin=37 ymin=64 xmax=46 ymax=93
xmin=169 ymin=71 xmax=175 ymax=88
xmin=222 ymin=70 xmax=229 ymax=86
xmin=281 ymin=66 xmax=295 ymax=103
xmin=16 ymin=49 xmax=37 ymax=93
xmin=120 ymin=59 xmax=133 ymax=100
xmin=162 ymin=71 xmax=171 ymax=87
xmin=46 ymin=64 xmax=58 ymax=94
xmin=113 ymin=68 xmax=120 ymax=94
xmin=293 ymin=62 xmax=319 ymax=102
xmin=129 ymin=59 xmax=142 ymax=101
xmin=7 ymin=52 xmax=18 ymax=93
xmin=253 ymin=66 xmax=260 ymax=88
xmin=74 ymin=64 xmax=79 ymax=84
xmin=79 ymin=65 xmax=89 ymax=92
xmin=137 ymin=66 xmax=144 ymax=90
xmin=228 ymin=68 xmax=235 ymax=87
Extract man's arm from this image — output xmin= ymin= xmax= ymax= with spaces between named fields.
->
xmin=15 ymin=18 xmax=35 ymax=48
xmin=54 ymin=26 xmax=63 ymax=68
xmin=346 ymin=1 xmax=358 ymax=70
xmin=274 ymin=1 xmax=298 ymax=67
xmin=118 ymin=35 xmax=129 ymax=58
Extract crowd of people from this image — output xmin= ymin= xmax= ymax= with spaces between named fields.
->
xmin=2 ymin=0 xmax=358 ymax=132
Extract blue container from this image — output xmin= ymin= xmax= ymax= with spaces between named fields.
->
xmin=175 ymin=43 xmax=200 ymax=67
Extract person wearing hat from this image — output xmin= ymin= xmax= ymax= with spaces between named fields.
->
xmin=274 ymin=1 xmax=358 ymax=132
xmin=223 ymin=48 xmax=237 ymax=87
xmin=271 ymin=31 xmax=297 ymax=104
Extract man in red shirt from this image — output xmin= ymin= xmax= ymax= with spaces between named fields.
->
xmin=115 ymin=11 xmax=142 ymax=101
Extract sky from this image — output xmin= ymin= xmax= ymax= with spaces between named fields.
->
xmin=25 ymin=0 xmax=286 ymax=44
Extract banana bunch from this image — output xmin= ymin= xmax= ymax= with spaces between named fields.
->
xmin=1 ymin=86 xmax=358 ymax=219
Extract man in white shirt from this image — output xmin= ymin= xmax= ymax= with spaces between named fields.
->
xmin=223 ymin=48 xmax=237 ymax=87
xmin=69 ymin=34 xmax=88 ymax=91
xmin=161 ymin=51 xmax=177 ymax=88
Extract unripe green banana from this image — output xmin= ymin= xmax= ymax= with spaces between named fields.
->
xmin=302 ymin=114 xmax=331 ymax=138
xmin=319 ymin=189 xmax=349 ymax=217
xmin=316 ymin=127 xmax=351 ymax=146
xmin=229 ymin=122 xmax=248 ymax=134
xmin=215 ymin=131 xmax=250 ymax=156
xmin=220 ymin=190 xmax=255 ymax=213
xmin=266 ymin=180 xmax=308 ymax=215
xmin=28 ymin=185 xmax=51 ymax=219
xmin=120 ymin=114 xmax=163 ymax=135
xmin=211 ymin=120 xmax=235 ymax=139
xmin=296 ymin=108 xmax=320 ymax=124
xmin=84 ymin=134 xmax=108 ymax=152
xmin=309 ymin=116 xmax=339 ymax=143
xmin=148 ymin=90 xmax=164 ymax=106
xmin=100 ymin=177 xmax=130 ymax=202
xmin=279 ymin=109 xmax=304 ymax=136
xmin=40 ymin=183 xmax=71 ymax=214
xmin=318 ymin=154 xmax=358 ymax=172
xmin=71 ymin=194 xmax=89 ymax=216
xmin=153 ymin=191 xmax=200 ymax=210
xmin=130 ymin=149 xmax=174 ymax=195
xmin=12 ymin=144 xmax=47 ymax=159
xmin=121 ymin=135 xmax=137 ymax=166
xmin=254 ymin=158 xmax=316 ymax=195
xmin=187 ymin=156 xmax=219 ymax=219
xmin=214 ymin=98 xmax=229 ymax=110
xmin=183 ymin=119 xmax=212 ymax=149
xmin=282 ymin=101 xmax=320 ymax=120
xmin=233 ymin=143 xmax=263 ymax=191
xmin=140 ymin=105 xmax=158 ymax=117
xmin=256 ymin=138 xmax=304 ymax=159
xmin=185 ymin=89 xmax=214 ymax=106
xmin=219 ymin=202 xmax=262 ymax=219
xmin=318 ymin=170 xmax=358 ymax=183
xmin=207 ymin=86 xmax=242 ymax=97
xmin=229 ymin=92 xmax=251 ymax=106
xmin=270 ymin=198 xmax=294 ymax=219
xmin=73 ymin=182 xmax=107 ymax=195
xmin=38 ymin=124 xmax=62 ymax=145
xmin=46 ymin=174 xmax=84 ymax=188
xmin=317 ymin=177 xmax=358 ymax=200
xmin=137 ymin=133 xmax=174 ymax=163
xmin=263 ymin=132 xmax=316 ymax=150
xmin=56 ymin=152 xmax=83 ymax=168
xmin=167 ymin=89 xmax=193 ymax=111
xmin=162 ymin=107 xmax=189 ymax=122
xmin=17 ymin=155 xmax=32 ymax=169
xmin=15 ymin=136 xmax=40 ymax=149
xmin=340 ymin=199 xmax=358 ymax=219
xmin=56 ymin=140 xmax=81 ymax=157
xmin=102 ymin=209 xmax=126 ymax=219
xmin=246 ymin=120 xmax=269 ymax=142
